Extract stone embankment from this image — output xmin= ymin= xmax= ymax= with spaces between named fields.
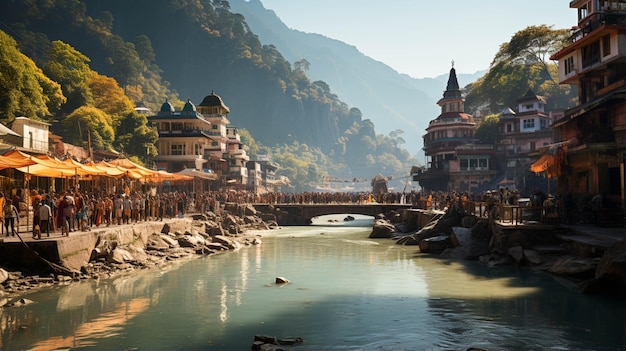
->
xmin=0 ymin=203 xmax=278 ymax=306
xmin=370 ymin=205 xmax=626 ymax=296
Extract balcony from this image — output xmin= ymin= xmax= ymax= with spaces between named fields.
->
xmin=570 ymin=12 xmax=626 ymax=43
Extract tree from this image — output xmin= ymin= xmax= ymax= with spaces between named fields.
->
xmin=238 ymin=128 xmax=260 ymax=159
xmin=293 ymin=58 xmax=310 ymax=72
xmin=0 ymin=30 xmax=65 ymax=122
xmin=62 ymin=106 xmax=114 ymax=150
xmin=42 ymin=40 xmax=93 ymax=113
xmin=475 ymin=114 xmax=500 ymax=144
xmin=493 ymin=25 xmax=570 ymax=84
xmin=466 ymin=25 xmax=575 ymax=114
xmin=88 ymin=71 xmax=134 ymax=127
xmin=114 ymin=110 xmax=158 ymax=161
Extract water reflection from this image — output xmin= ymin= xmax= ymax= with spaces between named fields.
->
xmin=0 ymin=226 xmax=623 ymax=350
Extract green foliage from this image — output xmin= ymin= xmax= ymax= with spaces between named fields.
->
xmin=62 ymin=106 xmax=114 ymax=150
xmin=238 ymin=128 xmax=259 ymax=159
xmin=114 ymin=110 xmax=158 ymax=162
xmin=42 ymin=40 xmax=93 ymax=113
xmin=88 ymin=71 xmax=134 ymax=127
xmin=0 ymin=30 xmax=65 ymax=122
xmin=466 ymin=25 xmax=576 ymax=114
xmin=475 ymin=114 xmax=500 ymax=144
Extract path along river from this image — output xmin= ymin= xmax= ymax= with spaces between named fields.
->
xmin=1 ymin=214 xmax=624 ymax=351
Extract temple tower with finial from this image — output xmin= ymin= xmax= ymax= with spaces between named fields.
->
xmin=414 ymin=62 xmax=496 ymax=193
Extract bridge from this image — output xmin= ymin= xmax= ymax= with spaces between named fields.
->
xmin=253 ymin=203 xmax=414 ymax=225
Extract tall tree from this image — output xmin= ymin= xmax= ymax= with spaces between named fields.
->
xmin=42 ymin=40 xmax=93 ymax=113
xmin=88 ymin=71 xmax=134 ymax=127
xmin=114 ymin=110 xmax=158 ymax=161
xmin=62 ymin=106 xmax=114 ymax=150
xmin=466 ymin=25 xmax=575 ymax=113
xmin=0 ymin=30 xmax=65 ymax=122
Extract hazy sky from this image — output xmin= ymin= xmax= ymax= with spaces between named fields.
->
xmin=258 ymin=1 xmax=576 ymax=78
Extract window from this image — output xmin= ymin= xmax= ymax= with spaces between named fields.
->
xmin=523 ymin=119 xmax=535 ymax=129
xmin=171 ymin=144 xmax=184 ymax=155
xmin=507 ymin=124 xmax=512 ymax=133
xmin=172 ymin=122 xmax=183 ymax=131
xmin=565 ymin=56 xmax=575 ymax=75
xmin=460 ymin=159 xmax=468 ymax=169
xmin=211 ymin=141 xmax=218 ymax=147
xmin=195 ymin=144 xmax=203 ymax=155
xmin=582 ymin=41 xmax=601 ymax=68
xmin=479 ymin=159 xmax=488 ymax=168
xmin=602 ymin=35 xmax=610 ymax=57
xmin=212 ymin=125 xmax=218 ymax=130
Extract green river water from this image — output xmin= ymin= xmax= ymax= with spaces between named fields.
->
xmin=0 ymin=214 xmax=624 ymax=351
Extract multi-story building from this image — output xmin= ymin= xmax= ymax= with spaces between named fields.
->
xmin=226 ymin=126 xmax=249 ymax=187
xmin=496 ymin=90 xmax=556 ymax=191
xmin=149 ymin=98 xmax=214 ymax=172
xmin=550 ymin=0 xmax=626 ymax=209
xmin=414 ymin=65 xmax=496 ymax=193
xmin=149 ymin=91 xmax=270 ymax=190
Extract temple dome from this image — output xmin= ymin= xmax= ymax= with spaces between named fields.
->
xmin=199 ymin=91 xmax=230 ymax=113
xmin=160 ymin=99 xmax=175 ymax=113
xmin=182 ymin=99 xmax=196 ymax=112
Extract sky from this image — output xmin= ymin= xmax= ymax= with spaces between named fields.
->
xmin=258 ymin=0 xmax=576 ymax=78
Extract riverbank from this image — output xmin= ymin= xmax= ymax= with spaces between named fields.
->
xmin=372 ymin=206 xmax=626 ymax=296
xmin=0 ymin=203 xmax=277 ymax=306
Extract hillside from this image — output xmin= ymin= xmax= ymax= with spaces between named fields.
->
xmin=0 ymin=0 xmax=423 ymax=189
xmin=230 ymin=0 xmax=485 ymax=154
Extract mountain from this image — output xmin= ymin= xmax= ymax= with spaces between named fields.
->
xmin=230 ymin=0 xmax=486 ymax=154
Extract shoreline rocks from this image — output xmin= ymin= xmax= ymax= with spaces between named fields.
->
xmin=0 ymin=203 xmax=279 ymax=306
xmin=373 ymin=206 xmax=626 ymax=297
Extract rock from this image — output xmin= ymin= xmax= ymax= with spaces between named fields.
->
xmin=468 ymin=221 xmax=492 ymax=258
xmin=0 ymin=268 xmax=9 ymax=284
xmin=212 ymin=235 xmax=241 ymax=250
xmin=278 ymin=337 xmax=303 ymax=345
xmin=549 ymin=256 xmax=597 ymax=277
xmin=160 ymin=223 xmax=171 ymax=234
xmin=5 ymin=298 xmax=35 ymax=307
xmin=108 ymin=248 xmax=135 ymax=264
xmin=244 ymin=204 xmax=257 ymax=216
xmin=146 ymin=234 xmax=170 ymax=251
xmin=461 ymin=216 xmax=477 ymax=228
xmin=160 ymin=234 xmax=180 ymax=248
xmin=395 ymin=233 xmax=421 ymax=245
xmin=450 ymin=227 xmax=472 ymax=247
xmin=508 ymin=246 xmax=525 ymax=264
xmin=419 ymin=235 xmax=452 ymax=253
xmin=369 ymin=219 xmax=396 ymax=238
xmin=275 ymin=277 xmax=289 ymax=284
xmin=523 ymin=249 xmax=543 ymax=265
xmin=580 ymin=241 xmax=626 ymax=294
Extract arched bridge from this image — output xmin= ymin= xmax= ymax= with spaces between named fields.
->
xmin=253 ymin=203 xmax=414 ymax=225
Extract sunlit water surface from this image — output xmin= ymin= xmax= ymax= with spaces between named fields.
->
xmin=1 ymin=214 xmax=624 ymax=351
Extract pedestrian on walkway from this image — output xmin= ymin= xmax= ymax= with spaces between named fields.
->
xmin=3 ymin=201 xmax=18 ymax=237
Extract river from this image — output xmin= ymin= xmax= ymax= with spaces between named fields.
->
xmin=1 ymin=214 xmax=624 ymax=351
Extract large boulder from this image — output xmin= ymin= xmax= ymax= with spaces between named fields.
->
xmin=108 ymin=248 xmax=135 ymax=264
xmin=419 ymin=235 xmax=452 ymax=253
xmin=146 ymin=233 xmax=170 ymax=251
xmin=580 ymin=241 xmax=626 ymax=294
xmin=0 ymin=268 xmax=8 ymax=284
xmin=549 ymin=256 xmax=597 ymax=277
xmin=212 ymin=235 xmax=241 ymax=250
xmin=369 ymin=219 xmax=396 ymax=238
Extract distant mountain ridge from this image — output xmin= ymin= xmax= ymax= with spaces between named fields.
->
xmin=230 ymin=0 xmax=486 ymax=154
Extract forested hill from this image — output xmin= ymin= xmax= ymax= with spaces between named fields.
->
xmin=0 ymin=0 xmax=375 ymax=152
xmin=229 ymin=0 xmax=486 ymax=153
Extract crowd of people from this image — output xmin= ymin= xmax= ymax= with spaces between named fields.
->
xmin=0 ymin=185 xmax=615 ymax=239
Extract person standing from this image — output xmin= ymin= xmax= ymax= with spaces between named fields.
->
xmin=38 ymin=199 xmax=52 ymax=238
xmin=3 ymin=201 xmax=19 ymax=236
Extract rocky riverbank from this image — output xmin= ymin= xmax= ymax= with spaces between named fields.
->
xmin=370 ymin=205 xmax=626 ymax=297
xmin=0 ymin=203 xmax=278 ymax=306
